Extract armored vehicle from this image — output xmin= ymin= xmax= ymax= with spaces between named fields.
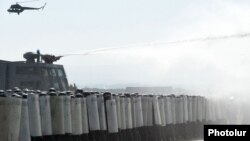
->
xmin=0 ymin=51 xmax=69 ymax=91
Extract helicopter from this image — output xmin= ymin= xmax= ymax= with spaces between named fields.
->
xmin=7 ymin=1 xmax=46 ymax=15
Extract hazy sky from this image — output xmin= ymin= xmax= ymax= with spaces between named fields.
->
xmin=1 ymin=0 xmax=250 ymax=95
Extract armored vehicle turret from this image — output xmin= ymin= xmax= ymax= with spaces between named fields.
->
xmin=0 ymin=50 xmax=69 ymax=91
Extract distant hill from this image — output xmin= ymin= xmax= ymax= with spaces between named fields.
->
xmin=125 ymin=86 xmax=173 ymax=94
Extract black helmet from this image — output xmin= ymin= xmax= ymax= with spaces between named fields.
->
xmin=0 ymin=90 xmax=6 ymax=97
xmin=49 ymin=88 xmax=56 ymax=92
xmin=75 ymin=89 xmax=84 ymax=94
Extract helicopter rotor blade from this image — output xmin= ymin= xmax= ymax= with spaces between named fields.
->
xmin=41 ymin=3 xmax=46 ymax=10
xmin=17 ymin=0 xmax=40 ymax=4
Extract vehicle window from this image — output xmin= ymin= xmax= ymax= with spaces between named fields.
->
xmin=58 ymin=69 xmax=65 ymax=77
xmin=50 ymin=68 xmax=57 ymax=77
xmin=53 ymin=80 xmax=60 ymax=90
xmin=16 ymin=66 xmax=37 ymax=75
xmin=42 ymin=68 xmax=49 ymax=77
xmin=60 ymin=78 xmax=67 ymax=90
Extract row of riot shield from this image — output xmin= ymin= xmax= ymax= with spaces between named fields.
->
xmin=0 ymin=89 xmax=227 ymax=141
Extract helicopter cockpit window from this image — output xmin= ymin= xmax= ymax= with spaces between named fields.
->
xmin=16 ymin=66 xmax=38 ymax=75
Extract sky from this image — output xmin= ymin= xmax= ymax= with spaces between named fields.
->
xmin=1 ymin=0 xmax=250 ymax=96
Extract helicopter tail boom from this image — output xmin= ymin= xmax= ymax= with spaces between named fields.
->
xmin=41 ymin=3 xmax=46 ymax=10
xmin=21 ymin=3 xmax=46 ymax=11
